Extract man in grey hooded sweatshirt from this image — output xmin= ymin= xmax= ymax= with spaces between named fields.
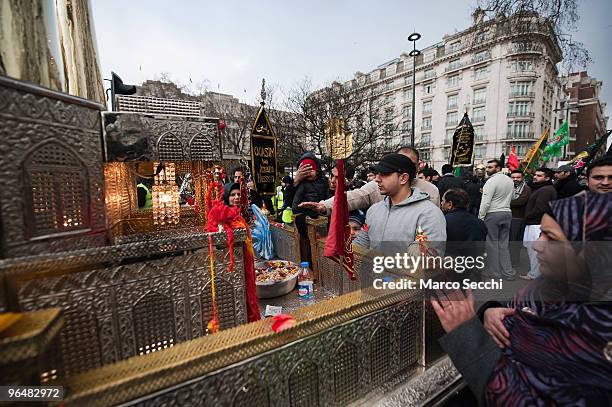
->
xmin=353 ymin=153 xmax=446 ymax=254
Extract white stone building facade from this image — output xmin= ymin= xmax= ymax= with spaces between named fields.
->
xmin=337 ymin=13 xmax=564 ymax=170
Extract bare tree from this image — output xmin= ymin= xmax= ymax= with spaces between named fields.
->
xmin=201 ymin=94 xmax=256 ymax=155
xmin=284 ymin=77 xmax=401 ymax=172
xmin=476 ymin=0 xmax=591 ymax=70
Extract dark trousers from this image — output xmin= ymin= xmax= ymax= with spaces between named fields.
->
xmin=510 ymin=218 xmax=525 ymax=267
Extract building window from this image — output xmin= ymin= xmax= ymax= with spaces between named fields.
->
xmin=422 ymin=117 xmax=432 ymax=130
xmin=424 ymin=83 xmax=434 ymax=94
xmin=404 ymin=59 xmax=414 ymax=71
xmin=404 ymin=76 xmax=413 ymax=86
xmin=424 ymin=51 xmax=436 ymax=63
xmin=474 ymin=66 xmax=488 ymax=81
xmin=474 ymin=50 xmax=490 ymax=62
xmin=444 ymin=147 xmax=451 ymax=160
xmin=510 ymin=81 xmax=531 ymax=96
xmin=402 ymin=120 xmax=411 ymax=132
xmin=420 ymin=133 xmax=431 ymax=147
xmin=386 ymin=64 xmax=396 ymax=76
xmin=474 ymin=145 xmax=485 ymax=158
xmin=507 ymin=122 xmax=531 ymax=138
xmin=473 ymin=107 xmax=486 ymax=122
xmin=508 ymin=101 xmax=530 ymax=116
xmin=370 ymin=71 xmax=380 ymax=81
xmin=448 ymin=74 xmax=460 ymax=87
xmin=402 ymin=105 xmax=412 ymax=119
xmin=448 ymin=59 xmax=461 ymax=70
xmin=473 ymin=88 xmax=487 ymax=104
xmin=445 ymin=129 xmax=455 ymax=144
xmin=420 ymin=149 xmax=431 ymax=161
xmin=447 ymin=94 xmax=458 ymax=110
xmin=473 ymin=125 xmax=484 ymax=141
xmin=511 ymin=60 xmax=533 ymax=72
xmin=423 ymin=100 xmax=432 ymax=115
xmin=446 ymin=111 xmax=458 ymax=126
xmin=448 ymin=41 xmax=462 ymax=53
xmin=424 ymin=69 xmax=435 ymax=79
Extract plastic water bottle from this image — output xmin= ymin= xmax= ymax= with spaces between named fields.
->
xmin=297 ymin=261 xmax=314 ymax=299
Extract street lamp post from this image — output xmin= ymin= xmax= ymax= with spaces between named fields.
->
xmin=408 ymin=32 xmax=421 ymax=148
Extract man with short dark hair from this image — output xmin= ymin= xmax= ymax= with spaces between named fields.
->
xmin=509 ymin=170 xmax=531 ymax=267
xmin=299 ymin=145 xmax=439 ymax=215
xmin=553 ymin=164 xmax=583 ymax=198
xmin=437 ymin=163 xmax=464 ymax=200
xmin=353 ymin=153 xmax=446 ymax=252
xmin=520 ymin=167 xmax=557 ymax=280
xmin=479 ymin=159 xmax=515 ymax=279
xmin=586 ymin=156 xmax=612 ymax=194
xmin=418 ymin=167 xmax=435 ymax=182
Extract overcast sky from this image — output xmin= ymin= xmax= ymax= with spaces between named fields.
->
xmin=92 ymin=0 xmax=612 ymax=118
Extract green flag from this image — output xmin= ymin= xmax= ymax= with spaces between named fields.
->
xmin=542 ymin=121 xmax=569 ymax=162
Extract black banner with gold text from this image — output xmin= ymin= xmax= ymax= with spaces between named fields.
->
xmin=249 ymin=104 xmax=277 ymax=195
xmin=451 ymin=112 xmax=475 ymax=167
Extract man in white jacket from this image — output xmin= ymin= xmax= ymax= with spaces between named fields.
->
xmin=478 ymin=159 xmax=515 ymax=280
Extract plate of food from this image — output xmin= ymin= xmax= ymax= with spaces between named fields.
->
xmin=255 ymin=260 xmax=300 ymax=298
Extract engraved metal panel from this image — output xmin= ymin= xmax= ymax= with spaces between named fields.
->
xmin=270 ymin=224 xmax=300 ymax=264
xmin=102 ymin=112 xmax=221 ymax=162
xmin=69 ymin=295 xmax=424 ymax=407
xmin=133 ymin=292 xmax=176 ymax=356
xmin=0 ymin=77 xmax=107 ymax=258
xmin=399 ymin=313 xmax=421 ymax=372
xmin=288 ymin=362 xmax=319 ymax=407
xmin=60 ymin=310 xmax=102 ymax=376
xmin=333 ymin=342 xmax=360 ymax=405
xmin=370 ymin=326 xmax=393 ymax=386
xmin=233 ymin=383 xmax=269 ymax=407
xmin=201 ymin=277 xmax=236 ymax=330
xmin=24 ymin=141 xmax=89 ymax=237
xmin=189 ymin=134 xmax=214 ymax=161
xmin=157 ymin=133 xmax=185 ymax=161
xmin=1 ymin=232 xmax=247 ymax=376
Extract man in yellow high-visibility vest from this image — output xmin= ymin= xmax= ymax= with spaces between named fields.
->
xmin=137 ymin=182 xmax=152 ymax=208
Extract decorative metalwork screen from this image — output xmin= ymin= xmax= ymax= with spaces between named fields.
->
xmin=189 ymin=134 xmax=215 ymax=160
xmin=24 ymin=141 xmax=89 ymax=237
xmin=1 ymin=232 xmax=247 ymax=376
xmin=157 ymin=133 xmax=185 ymax=161
xmin=0 ymin=77 xmax=107 ymax=258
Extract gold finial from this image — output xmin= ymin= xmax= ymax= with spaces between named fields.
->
xmin=325 ymin=117 xmax=353 ymax=159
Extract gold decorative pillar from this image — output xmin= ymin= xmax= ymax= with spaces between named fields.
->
xmin=0 ymin=0 xmax=105 ymax=104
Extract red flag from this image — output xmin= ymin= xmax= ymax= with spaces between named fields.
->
xmin=508 ymin=145 xmax=520 ymax=171
xmin=324 ymin=160 xmax=356 ymax=280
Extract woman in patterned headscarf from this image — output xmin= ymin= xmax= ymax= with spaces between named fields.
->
xmin=432 ymin=191 xmax=612 ymax=406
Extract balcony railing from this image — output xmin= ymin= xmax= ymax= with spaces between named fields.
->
xmin=447 ymin=103 xmax=458 ymax=110
xmin=444 ymin=61 xmax=469 ymax=73
xmin=473 ymin=98 xmax=486 ymax=105
xmin=417 ymin=141 xmax=431 ymax=148
xmin=508 ymin=43 xmax=543 ymax=55
xmin=422 ymin=124 xmax=432 ymax=130
xmin=509 ymin=91 xmax=535 ymax=98
xmin=507 ymin=112 xmax=535 ymax=118
xmin=445 ymin=120 xmax=458 ymax=127
xmin=471 ymin=52 xmax=492 ymax=64
xmin=475 ymin=134 xmax=486 ymax=142
xmin=506 ymin=131 xmax=535 ymax=139
xmin=472 ymin=115 xmax=486 ymax=123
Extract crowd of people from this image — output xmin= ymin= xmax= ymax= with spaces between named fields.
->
xmin=219 ymin=145 xmax=611 ymax=404
xmin=265 ymin=147 xmax=611 ymax=405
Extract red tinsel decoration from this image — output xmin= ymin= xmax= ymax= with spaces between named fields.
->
xmin=206 ymin=192 xmax=260 ymax=323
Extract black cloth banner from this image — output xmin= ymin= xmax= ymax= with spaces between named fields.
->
xmin=451 ymin=112 xmax=475 ymax=167
xmin=250 ymin=104 xmax=277 ymax=195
